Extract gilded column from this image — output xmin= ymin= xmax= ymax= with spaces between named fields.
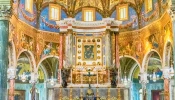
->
xmin=7 ymin=68 xmax=16 ymax=100
xmin=114 ymin=32 xmax=121 ymax=84
xmin=105 ymin=29 xmax=112 ymax=67
xmin=0 ymin=2 xmax=11 ymax=99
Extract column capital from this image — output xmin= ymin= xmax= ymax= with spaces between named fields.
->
xmin=0 ymin=5 xmax=11 ymax=20
xmin=161 ymin=67 xmax=172 ymax=79
xmin=7 ymin=67 xmax=17 ymax=79
xmin=29 ymin=72 xmax=38 ymax=84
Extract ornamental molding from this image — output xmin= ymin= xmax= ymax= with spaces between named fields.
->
xmin=161 ymin=67 xmax=172 ymax=79
xmin=7 ymin=67 xmax=17 ymax=79
xmin=56 ymin=18 xmax=122 ymax=33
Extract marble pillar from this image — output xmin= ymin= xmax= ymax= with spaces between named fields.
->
xmin=164 ymin=79 xmax=170 ymax=100
xmin=0 ymin=19 xmax=10 ymax=99
xmin=114 ymin=32 xmax=120 ymax=83
xmin=105 ymin=29 xmax=112 ymax=67
xmin=9 ymin=79 xmax=15 ymax=100
xmin=65 ymin=30 xmax=73 ymax=68
xmin=58 ymin=33 xmax=64 ymax=84
xmin=59 ymin=33 xmax=64 ymax=69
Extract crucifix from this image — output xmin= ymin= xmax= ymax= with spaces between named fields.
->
xmin=83 ymin=69 xmax=96 ymax=88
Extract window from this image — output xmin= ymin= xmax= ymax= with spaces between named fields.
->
xmin=82 ymin=8 xmax=95 ymax=21
xmin=49 ymin=4 xmax=61 ymax=21
xmin=25 ymin=0 xmax=33 ymax=13
xmin=145 ymin=0 xmax=152 ymax=13
xmin=117 ymin=4 xmax=128 ymax=20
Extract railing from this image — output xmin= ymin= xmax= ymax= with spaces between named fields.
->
xmin=49 ymin=87 xmax=129 ymax=100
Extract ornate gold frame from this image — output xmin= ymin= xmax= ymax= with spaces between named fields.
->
xmin=49 ymin=4 xmax=61 ymax=21
xmin=25 ymin=0 xmax=33 ymax=14
xmin=82 ymin=43 xmax=97 ymax=61
xmin=116 ymin=4 xmax=128 ymax=21
xmin=82 ymin=8 xmax=96 ymax=21
xmin=145 ymin=0 xmax=153 ymax=13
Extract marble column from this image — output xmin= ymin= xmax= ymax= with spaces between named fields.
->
xmin=114 ymin=32 xmax=120 ymax=83
xmin=58 ymin=33 xmax=64 ymax=84
xmin=164 ymin=79 xmax=170 ymax=100
xmin=7 ymin=67 xmax=16 ymax=100
xmin=65 ymin=29 xmax=73 ymax=68
xmin=59 ymin=33 xmax=64 ymax=69
xmin=105 ymin=29 xmax=112 ymax=67
xmin=0 ymin=5 xmax=11 ymax=99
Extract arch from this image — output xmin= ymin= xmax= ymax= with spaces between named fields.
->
xmin=129 ymin=63 xmax=139 ymax=80
xmin=8 ymin=40 xmax=17 ymax=68
xmin=162 ymin=41 xmax=173 ymax=68
xmin=17 ymin=49 xmax=36 ymax=72
xmin=38 ymin=64 xmax=49 ymax=81
xmin=142 ymin=49 xmax=162 ymax=72
xmin=36 ymin=55 xmax=59 ymax=71
xmin=113 ymin=55 xmax=141 ymax=80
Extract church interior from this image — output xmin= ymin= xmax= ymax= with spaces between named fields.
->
xmin=0 ymin=0 xmax=175 ymax=100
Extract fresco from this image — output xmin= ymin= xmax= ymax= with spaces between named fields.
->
xmin=39 ymin=7 xmax=67 ymax=32
xmin=141 ymin=0 xmax=159 ymax=27
xmin=18 ymin=0 xmax=37 ymax=27
xmin=40 ymin=42 xmax=59 ymax=58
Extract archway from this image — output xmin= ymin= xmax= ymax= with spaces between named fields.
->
xmin=37 ymin=56 xmax=59 ymax=82
xmin=118 ymin=55 xmax=141 ymax=100
xmin=142 ymin=50 xmax=164 ymax=100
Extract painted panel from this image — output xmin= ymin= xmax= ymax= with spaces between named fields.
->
xmin=39 ymin=7 xmax=67 ymax=32
xmin=18 ymin=0 xmax=37 ymax=27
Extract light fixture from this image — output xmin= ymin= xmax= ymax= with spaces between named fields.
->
xmin=18 ymin=72 xmax=29 ymax=82
xmin=149 ymin=71 xmax=160 ymax=82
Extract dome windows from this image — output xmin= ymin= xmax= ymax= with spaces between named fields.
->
xmin=82 ymin=8 xmax=95 ymax=21
xmin=49 ymin=4 xmax=61 ymax=21
xmin=117 ymin=4 xmax=128 ymax=21
xmin=145 ymin=0 xmax=153 ymax=13
xmin=25 ymin=0 xmax=33 ymax=13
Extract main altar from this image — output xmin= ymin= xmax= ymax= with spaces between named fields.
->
xmin=44 ymin=18 xmax=129 ymax=100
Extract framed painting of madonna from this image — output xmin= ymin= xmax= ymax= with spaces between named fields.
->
xmin=82 ymin=43 xmax=97 ymax=60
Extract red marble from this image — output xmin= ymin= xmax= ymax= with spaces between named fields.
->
xmin=8 ymin=79 xmax=15 ymax=100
